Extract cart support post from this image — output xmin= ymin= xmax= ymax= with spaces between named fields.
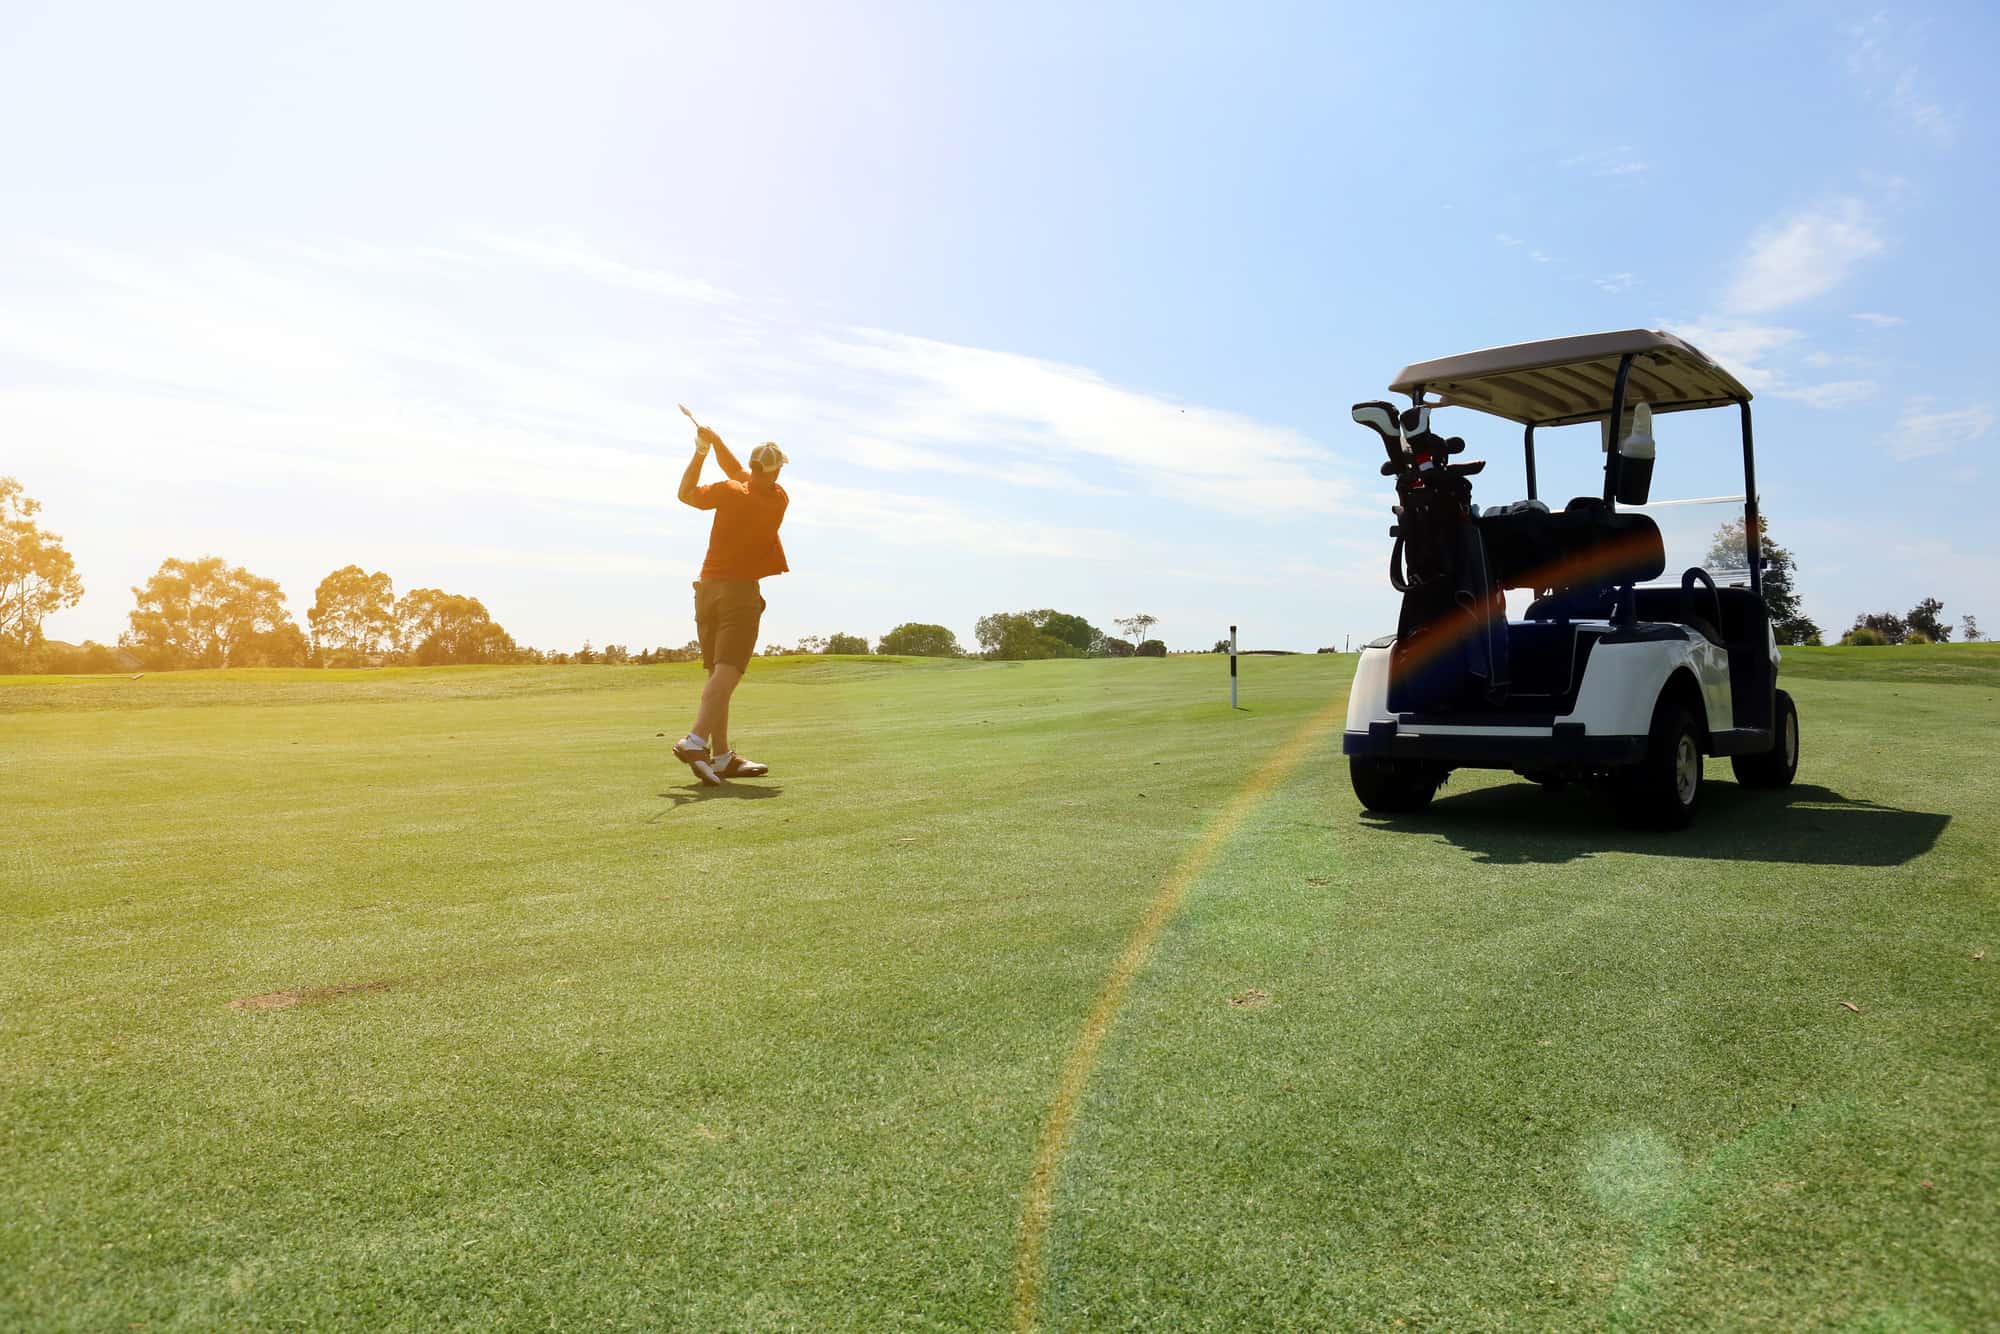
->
xmin=1740 ymin=400 xmax=1762 ymax=596
xmin=1524 ymin=423 xmax=1538 ymax=500
xmin=1602 ymin=353 xmax=1635 ymax=503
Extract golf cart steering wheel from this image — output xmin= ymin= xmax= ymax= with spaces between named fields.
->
xmin=1680 ymin=566 xmax=1724 ymax=645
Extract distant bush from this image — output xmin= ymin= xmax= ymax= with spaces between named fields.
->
xmin=1136 ymin=639 xmax=1167 ymax=657
xmin=1094 ymin=636 xmax=1136 ymax=658
xmin=1839 ymin=627 xmax=1887 ymax=647
xmin=975 ymin=610 xmax=1096 ymax=660
xmin=32 ymin=640 xmax=125 ymax=673
xmin=1850 ymin=611 xmax=1906 ymax=645
xmin=824 ymin=632 xmax=870 ymax=655
xmin=1904 ymin=629 xmax=1932 ymax=645
xmin=877 ymin=623 xmax=962 ymax=657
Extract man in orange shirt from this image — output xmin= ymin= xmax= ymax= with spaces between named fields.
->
xmin=671 ymin=423 xmax=789 ymax=785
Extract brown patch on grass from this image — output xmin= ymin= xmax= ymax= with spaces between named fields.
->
xmin=229 ymin=991 xmax=299 ymax=1011
xmin=1229 ymin=987 xmax=1271 ymax=1009
xmin=1306 ymin=875 xmax=1330 ymax=886
xmin=229 ymin=979 xmax=396 ymax=1012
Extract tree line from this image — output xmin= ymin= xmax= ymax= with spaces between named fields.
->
xmin=1841 ymin=599 xmax=1980 ymax=646
xmin=759 ymin=612 xmax=1168 ymax=660
xmin=1 ymin=476 xmax=524 ymax=671
xmin=26 ymin=473 xmax=1971 ymax=672
xmin=2 ymin=477 xmax=1184 ymax=671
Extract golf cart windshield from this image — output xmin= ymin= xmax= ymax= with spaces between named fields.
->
xmin=1621 ymin=495 xmax=1752 ymax=588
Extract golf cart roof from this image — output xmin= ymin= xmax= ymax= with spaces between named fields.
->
xmin=1388 ymin=329 xmax=1752 ymax=428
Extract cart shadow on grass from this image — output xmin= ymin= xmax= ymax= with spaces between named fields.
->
xmin=1360 ymin=782 xmax=1948 ymax=867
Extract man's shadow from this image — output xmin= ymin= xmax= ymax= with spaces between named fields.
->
xmin=656 ymin=782 xmax=785 ymax=811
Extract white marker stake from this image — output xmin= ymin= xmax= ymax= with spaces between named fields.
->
xmin=1230 ymin=624 xmax=1238 ymax=709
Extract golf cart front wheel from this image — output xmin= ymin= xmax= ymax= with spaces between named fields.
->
xmin=1732 ymin=689 xmax=1800 ymax=788
xmin=1350 ymin=757 xmax=1444 ymax=814
xmin=1614 ymin=701 xmax=1703 ymax=830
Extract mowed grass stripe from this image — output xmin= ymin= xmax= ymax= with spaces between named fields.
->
xmin=1036 ymin=648 xmax=1998 ymax=1329
xmin=1011 ymin=691 xmax=1349 ymax=1330
xmin=1 ymin=654 xmax=1340 ymax=1328
xmin=3 ymin=648 xmax=1994 ymax=1328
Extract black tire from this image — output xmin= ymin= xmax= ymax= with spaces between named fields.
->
xmin=1350 ymin=757 xmax=1444 ymax=814
xmin=1614 ymin=698 xmax=1703 ymax=830
xmin=1732 ymin=689 xmax=1800 ymax=788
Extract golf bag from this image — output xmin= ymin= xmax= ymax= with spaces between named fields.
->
xmin=1353 ymin=402 xmax=1510 ymax=713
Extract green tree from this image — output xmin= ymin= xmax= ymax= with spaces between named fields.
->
xmin=824 ymin=632 xmax=870 ymax=655
xmin=603 ymin=643 xmax=630 ymax=664
xmin=975 ymin=611 xmax=1080 ymax=660
xmin=397 ymin=588 xmax=516 ymax=664
xmin=37 ymin=641 xmax=123 ymax=674
xmin=1136 ymin=638 xmax=1167 ymax=657
xmin=1906 ymin=597 xmax=1950 ymax=643
xmin=1030 ymin=609 xmax=1099 ymax=654
xmin=0 ymin=477 xmax=86 ymax=670
xmin=122 ymin=556 xmax=305 ymax=668
xmin=1851 ymin=611 xmax=1907 ymax=645
xmin=308 ymin=565 xmax=397 ymax=662
xmin=1963 ymin=614 xmax=1983 ymax=642
xmin=1093 ymin=635 xmax=1135 ymax=658
xmin=1115 ymin=613 xmax=1158 ymax=648
xmin=877 ymin=623 xmax=961 ymax=657
xmin=1705 ymin=516 xmax=1819 ymax=645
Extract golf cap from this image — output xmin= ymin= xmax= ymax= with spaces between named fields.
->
xmin=750 ymin=442 xmax=788 ymax=473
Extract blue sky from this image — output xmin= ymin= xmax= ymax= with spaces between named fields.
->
xmin=5 ymin=0 xmax=1993 ymax=653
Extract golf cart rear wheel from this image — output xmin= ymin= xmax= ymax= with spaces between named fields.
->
xmin=1350 ymin=757 xmax=1444 ymax=814
xmin=1732 ymin=689 xmax=1800 ymax=788
xmin=1614 ymin=701 xmax=1703 ymax=830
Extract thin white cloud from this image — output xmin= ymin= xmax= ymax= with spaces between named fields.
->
xmin=1561 ymin=146 xmax=1649 ymax=177
xmin=1888 ymin=401 xmax=1994 ymax=461
xmin=1774 ymin=379 xmax=1878 ymax=410
xmin=802 ymin=327 xmax=1360 ymax=517
xmin=1529 ymin=249 xmax=1552 ymax=264
xmin=0 ymin=234 xmax=1363 ymax=602
xmin=1844 ymin=15 xmax=1957 ymax=145
xmin=1495 ymin=233 xmax=1524 ymax=247
xmin=1724 ymin=199 xmax=1883 ymax=315
xmin=1666 ymin=320 xmax=1803 ymax=392
xmin=471 ymin=233 xmax=737 ymax=305
xmin=1670 ymin=319 xmax=1875 ymax=410
xmin=1850 ymin=311 xmax=1905 ymax=327
xmin=1595 ymin=273 xmax=1637 ymax=294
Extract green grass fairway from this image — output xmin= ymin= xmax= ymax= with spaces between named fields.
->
xmin=4 ymin=650 xmax=1996 ymax=1329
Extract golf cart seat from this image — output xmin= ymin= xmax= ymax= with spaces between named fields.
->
xmin=1478 ymin=498 xmax=1665 ymax=594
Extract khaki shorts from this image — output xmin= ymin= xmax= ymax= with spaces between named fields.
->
xmin=694 ymin=579 xmax=764 ymax=673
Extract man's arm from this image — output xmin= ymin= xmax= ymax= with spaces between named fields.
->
xmin=709 ymin=432 xmax=750 ymax=482
xmin=677 ymin=431 xmax=714 ymax=507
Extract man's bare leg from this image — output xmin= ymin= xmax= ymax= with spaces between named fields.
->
xmin=692 ymin=663 xmax=742 ymax=755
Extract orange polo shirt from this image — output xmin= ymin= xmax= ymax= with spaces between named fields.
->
xmin=693 ymin=478 xmax=789 ymax=581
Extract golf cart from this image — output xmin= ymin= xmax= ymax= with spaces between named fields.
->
xmin=1342 ymin=329 xmax=1800 ymax=828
